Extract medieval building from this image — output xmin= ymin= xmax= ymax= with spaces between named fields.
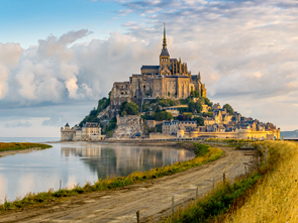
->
xmin=110 ymin=25 xmax=207 ymax=108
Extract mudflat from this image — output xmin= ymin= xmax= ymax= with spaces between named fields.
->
xmin=0 ymin=146 xmax=257 ymax=223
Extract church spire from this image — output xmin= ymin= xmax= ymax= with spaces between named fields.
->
xmin=163 ymin=23 xmax=167 ymax=49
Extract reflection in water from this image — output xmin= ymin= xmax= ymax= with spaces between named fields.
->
xmin=0 ymin=142 xmax=194 ymax=203
xmin=61 ymin=143 xmax=194 ymax=179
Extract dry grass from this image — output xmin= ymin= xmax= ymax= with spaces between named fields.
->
xmin=222 ymin=141 xmax=298 ymax=223
xmin=0 ymin=142 xmax=52 ymax=152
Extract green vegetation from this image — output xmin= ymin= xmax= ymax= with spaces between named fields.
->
xmin=162 ymin=141 xmax=294 ymax=223
xmin=221 ymin=141 xmax=298 ymax=223
xmin=188 ymin=101 xmax=202 ymax=113
xmin=0 ymin=142 xmax=52 ymax=152
xmin=192 ymin=116 xmax=204 ymax=126
xmin=104 ymin=117 xmax=117 ymax=137
xmin=157 ymin=98 xmax=177 ymax=107
xmin=190 ymin=90 xmax=200 ymax=98
xmin=119 ymin=101 xmax=139 ymax=116
xmin=79 ymin=95 xmax=110 ymax=127
xmin=193 ymin=143 xmax=210 ymax=156
xmin=223 ymin=104 xmax=234 ymax=115
xmin=142 ymin=110 xmax=173 ymax=121
xmin=0 ymin=144 xmax=223 ymax=213
xmin=162 ymin=173 xmax=261 ymax=223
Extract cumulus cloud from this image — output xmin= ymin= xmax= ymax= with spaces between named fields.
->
xmin=1 ymin=29 xmax=95 ymax=105
xmin=0 ymin=43 xmax=22 ymax=99
xmin=1 ymin=0 xmax=298 ymax=132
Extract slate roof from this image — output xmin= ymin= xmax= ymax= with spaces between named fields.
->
xmin=160 ymin=48 xmax=170 ymax=56
xmin=165 ymin=75 xmax=189 ymax=78
xmin=141 ymin=65 xmax=160 ymax=70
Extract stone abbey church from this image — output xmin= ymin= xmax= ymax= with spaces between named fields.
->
xmin=110 ymin=26 xmax=207 ymax=108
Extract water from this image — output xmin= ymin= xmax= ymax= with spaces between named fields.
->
xmin=0 ymin=142 xmax=194 ymax=203
xmin=0 ymin=137 xmax=60 ymax=143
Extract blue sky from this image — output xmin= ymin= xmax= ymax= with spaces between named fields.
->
xmin=0 ymin=0 xmax=134 ymax=47
xmin=0 ymin=0 xmax=298 ymax=137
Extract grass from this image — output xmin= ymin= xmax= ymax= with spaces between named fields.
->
xmin=0 ymin=143 xmax=223 ymax=213
xmin=161 ymin=173 xmax=261 ymax=223
xmin=162 ymin=140 xmax=298 ymax=223
xmin=221 ymin=141 xmax=298 ymax=223
xmin=0 ymin=142 xmax=52 ymax=152
xmin=204 ymin=138 xmax=255 ymax=143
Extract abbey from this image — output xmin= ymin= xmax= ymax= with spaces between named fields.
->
xmin=110 ymin=25 xmax=207 ymax=108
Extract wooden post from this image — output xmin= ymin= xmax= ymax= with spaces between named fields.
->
xmin=223 ymin=173 xmax=225 ymax=182
xmin=171 ymin=196 xmax=174 ymax=222
xmin=136 ymin=210 xmax=140 ymax=223
xmin=196 ymin=186 xmax=198 ymax=200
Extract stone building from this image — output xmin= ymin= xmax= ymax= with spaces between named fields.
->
xmin=60 ymin=122 xmax=105 ymax=141
xmin=110 ymin=25 xmax=207 ymax=109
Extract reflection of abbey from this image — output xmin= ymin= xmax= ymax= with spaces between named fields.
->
xmin=110 ymin=25 xmax=207 ymax=108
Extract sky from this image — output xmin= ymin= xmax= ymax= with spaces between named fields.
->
xmin=0 ymin=0 xmax=297 ymax=137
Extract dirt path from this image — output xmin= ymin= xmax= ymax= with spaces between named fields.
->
xmin=0 ymin=147 xmax=257 ymax=223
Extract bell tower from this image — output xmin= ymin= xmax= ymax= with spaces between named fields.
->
xmin=159 ymin=23 xmax=170 ymax=68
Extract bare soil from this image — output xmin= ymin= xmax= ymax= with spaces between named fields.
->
xmin=0 ymin=146 xmax=257 ymax=223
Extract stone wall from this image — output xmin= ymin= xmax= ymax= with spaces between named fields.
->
xmin=149 ymin=133 xmax=176 ymax=139
xmin=113 ymin=115 xmax=143 ymax=139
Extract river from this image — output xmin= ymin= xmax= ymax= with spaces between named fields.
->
xmin=0 ymin=141 xmax=195 ymax=203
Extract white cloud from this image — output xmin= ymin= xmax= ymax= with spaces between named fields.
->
xmin=1 ymin=0 xmax=298 ymax=133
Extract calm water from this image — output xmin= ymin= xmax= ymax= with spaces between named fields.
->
xmin=0 ymin=137 xmax=60 ymax=143
xmin=0 ymin=142 xmax=194 ymax=203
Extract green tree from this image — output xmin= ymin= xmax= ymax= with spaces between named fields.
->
xmin=223 ymin=104 xmax=234 ymax=115
xmin=192 ymin=116 xmax=204 ymax=126
xmin=204 ymin=97 xmax=213 ymax=106
xmin=195 ymin=102 xmax=202 ymax=113
xmin=119 ymin=101 xmax=139 ymax=116
xmin=188 ymin=101 xmax=196 ymax=113
xmin=190 ymin=90 xmax=200 ymax=98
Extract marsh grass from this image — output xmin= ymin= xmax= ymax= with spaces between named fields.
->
xmin=0 ymin=144 xmax=223 ymax=213
xmin=161 ymin=173 xmax=261 ymax=223
xmin=0 ymin=142 xmax=52 ymax=152
xmin=220 ymin=141 xmax=298 ymax=223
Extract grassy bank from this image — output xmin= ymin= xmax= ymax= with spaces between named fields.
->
xmin=162 ymin=141 xmax=298 ymax=223
xmin=0 ymin=142 xmax=52 ymax=152
xmin=162 ymin=173 xmax=261 ymax=223
xmin=0 ymin=143 xmax=223 ymax=213
xmin=221 ymin=141 xmax=298 ymax=223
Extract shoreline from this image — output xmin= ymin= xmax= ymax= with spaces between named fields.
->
xmin=0 ymin=143 xmax=224 ymax=213
xmin=0 ymin=147 xmax=45 ymax=158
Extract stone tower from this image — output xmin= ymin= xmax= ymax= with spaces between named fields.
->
xmin=159 ymin=24 xmax=171 ymax=75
